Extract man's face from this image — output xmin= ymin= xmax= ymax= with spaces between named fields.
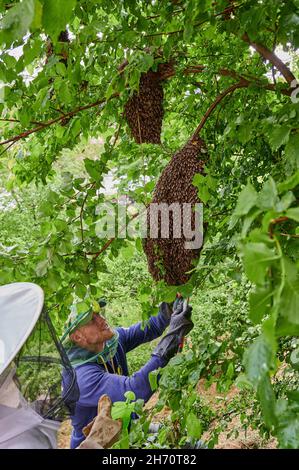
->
xmin=71 ymin=313 xmax=114 ymax=351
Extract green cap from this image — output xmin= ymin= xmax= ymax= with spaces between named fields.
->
xmin=61 ymin=298 xmax=107 ymax=344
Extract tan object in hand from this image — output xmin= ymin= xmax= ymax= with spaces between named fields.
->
xmin=77 ymin=395 xmax=122 ymax=449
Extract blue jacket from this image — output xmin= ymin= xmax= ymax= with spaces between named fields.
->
xmin=68 ymin=308 xmax=169 ymax=448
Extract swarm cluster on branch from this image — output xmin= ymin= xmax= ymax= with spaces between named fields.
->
xmin=124 ymin=62 xmax=174 ymax=144
xmin=143 ymin=137 xmax=208 ymax=285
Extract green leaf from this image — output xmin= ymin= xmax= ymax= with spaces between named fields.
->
xmin=184 ymin=22 xmax=194 ymax=41
xmin=276 ymin=318 xmax=299 ymax=336
xmin=149 ymin=370 xmax=159 ymax=392
xmin=257 ymin=374 xmax=277 ymax=429
xmin=226 ymin=362 xmax=234 ymax=379
xmin=75 ymin=283 xmax=86 ymax=299
xmin=285 ymin=133 xmax=299 ymax=169
xmin=124 ymin=391 xmax=136 ymax=402
xmin=279 ymin=258 xmax=299 ymax=325
xmin=58 ymin=82 xmax=72 ymax=104
xmin=0 ymin=0 xmax=35 ymax=47
xmin=84 ymin=158 xmax=102 ymax=180
xmin=249 ymin=286 xmax=273 ymax=324
xmin=186 ymin=412 xmax=202 ymax=439
xmin=111 ymin=401 xmax=133 ymax=430
xmin=290 ymin=348 xmax=299 ymax=371
xmin=276 ymin=191 xmax=295 ymax=212
xmin=56 ymin=62 xmax=66 ymax=76
xmin=240 ymin=208 xmax=263 ymax=236
xmin=35 ymin=259 xmax=48 ymax=277
xmin=32 ymin=0 xmax=43 ymax=29
xmin=120 ymin=243 xmax=135 ymax=260
xmin=257 ymin=178 xmax=278 ymax=210
xmin=234 ymin=182 xmax=258 ymax=216
xmin=286 ymin=207 xmax=299 ymax=222
xmin=244 ymin=335 xmax=274 ymax=385
xmin=69 ymin=118 xmax=81 ymax=138
xmin=42 ymin=0 xmax=77 ymax=42
xmin=238 ymin=123 xmax=253 ymax=144
xmin=276 ymin=401 xmax=299 ymax=448
xmin=197 ymin=185 xmax=210 ymax=204
xmin=241 ymin=242 xmax=278 ymax=285
xmin=192 ymin=173 xmax=210 ymax=203
xmin=277 ymin=170 xmax=299 ymax=193
xmin=268 ymin=125 xmax=291 ymax=150
xmin=140 ymin=53 xmax=154 ymax=71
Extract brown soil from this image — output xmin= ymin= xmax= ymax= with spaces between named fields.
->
xmin=57 ymin=377 xmax=277 ymax=449
xmin=143 ymin=379 xmax=277 ymax=449
xmin=57 ymin=420 xmax=72 ymax=449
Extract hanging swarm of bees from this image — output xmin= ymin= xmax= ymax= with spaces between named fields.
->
xmin=124 ymin=63 xmax=174 ymax=144
xmin=124 ymin=70 xmax=163 ymax=144
xmin=122 ymin=55 xmax=208 ymax=285
xmin=143 ymin=136 xmax=208 ymax=285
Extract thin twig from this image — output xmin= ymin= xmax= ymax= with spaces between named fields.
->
xmin=279 ymin=232 xmax=299 ymax=238
xmin=0 ymin=141 xmax=16 ymax=157
xmin=268 ymin=216 xmax=289 ymax=238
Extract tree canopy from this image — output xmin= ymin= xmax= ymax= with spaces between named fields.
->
xmin=0 ymin=0 xmax=299 ymax=448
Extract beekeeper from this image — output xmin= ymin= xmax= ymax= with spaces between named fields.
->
xmin=61 ymin=297 xmax=193 ymax=449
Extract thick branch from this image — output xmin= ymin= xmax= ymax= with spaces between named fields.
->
xmin=159 ymin=64 xmax=291 ymax=96
xmin=242 ymin=33 xmax=296 ymax=85
xmin=190 ymin=80 xmax=248 ymax=141
xmin=0 ymin=57 xmax=291 ymax=148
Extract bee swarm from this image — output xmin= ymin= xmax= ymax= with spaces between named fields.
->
xmin=143 ymin=136 xmax=208 ymax=285
xmin=124 ymin=69 xmax=164 ymax=144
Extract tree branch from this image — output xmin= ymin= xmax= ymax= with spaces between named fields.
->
xmin=0 ymin=52 xmax=292 ymax=149
xmin=242 ymin=33 xmax=296 ymax=85
xmin=159 ymin=63 xmax=291 ymax=96
xmin=190 ymin=80 xmax=248 ymax=141
xmin=0 ymin=93 xmax=119 ymax=147
xmin=268 ymin=216 xmax=289 ymax=238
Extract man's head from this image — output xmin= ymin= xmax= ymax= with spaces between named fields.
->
xmin=69 ymin=312 xmax=114 ymax=353
xmin=62 ymin=299 xmax=115 ymax=354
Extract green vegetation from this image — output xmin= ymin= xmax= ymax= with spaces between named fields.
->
xmin=0 ymin=0 xmax=299 ymax=449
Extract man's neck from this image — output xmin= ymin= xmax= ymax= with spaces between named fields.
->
xmin=86 ymin=342 xmax=104 ymax=353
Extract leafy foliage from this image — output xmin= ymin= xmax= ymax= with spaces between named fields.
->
xmin=0 ymin=0 xmax=299 ymax=448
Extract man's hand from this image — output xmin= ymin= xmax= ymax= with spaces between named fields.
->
xmin=153 ymin=298 xmax=193 ymax=363
xmin=159 ymin=293 xmax=187 ymax=322
xmin=77 ymin=395 xmax=122 ymax=449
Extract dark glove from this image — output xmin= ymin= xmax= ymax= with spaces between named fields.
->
xmin=159 ymin=302 xmax=173 ymax=322
xmin=153 ymin=298 xmax=193 ymax=363
xmin=158 ymin=296 xmax=186 ymax=322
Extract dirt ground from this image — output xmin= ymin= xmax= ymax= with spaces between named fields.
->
xmin=57 ymin=379 xmax=277 ymax=449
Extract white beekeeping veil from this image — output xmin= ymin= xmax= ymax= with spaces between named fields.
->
xmin=0 ymin=282 xmax=44 ymax=377
xmin=0 ymin=282 xmax=60 ymax=449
